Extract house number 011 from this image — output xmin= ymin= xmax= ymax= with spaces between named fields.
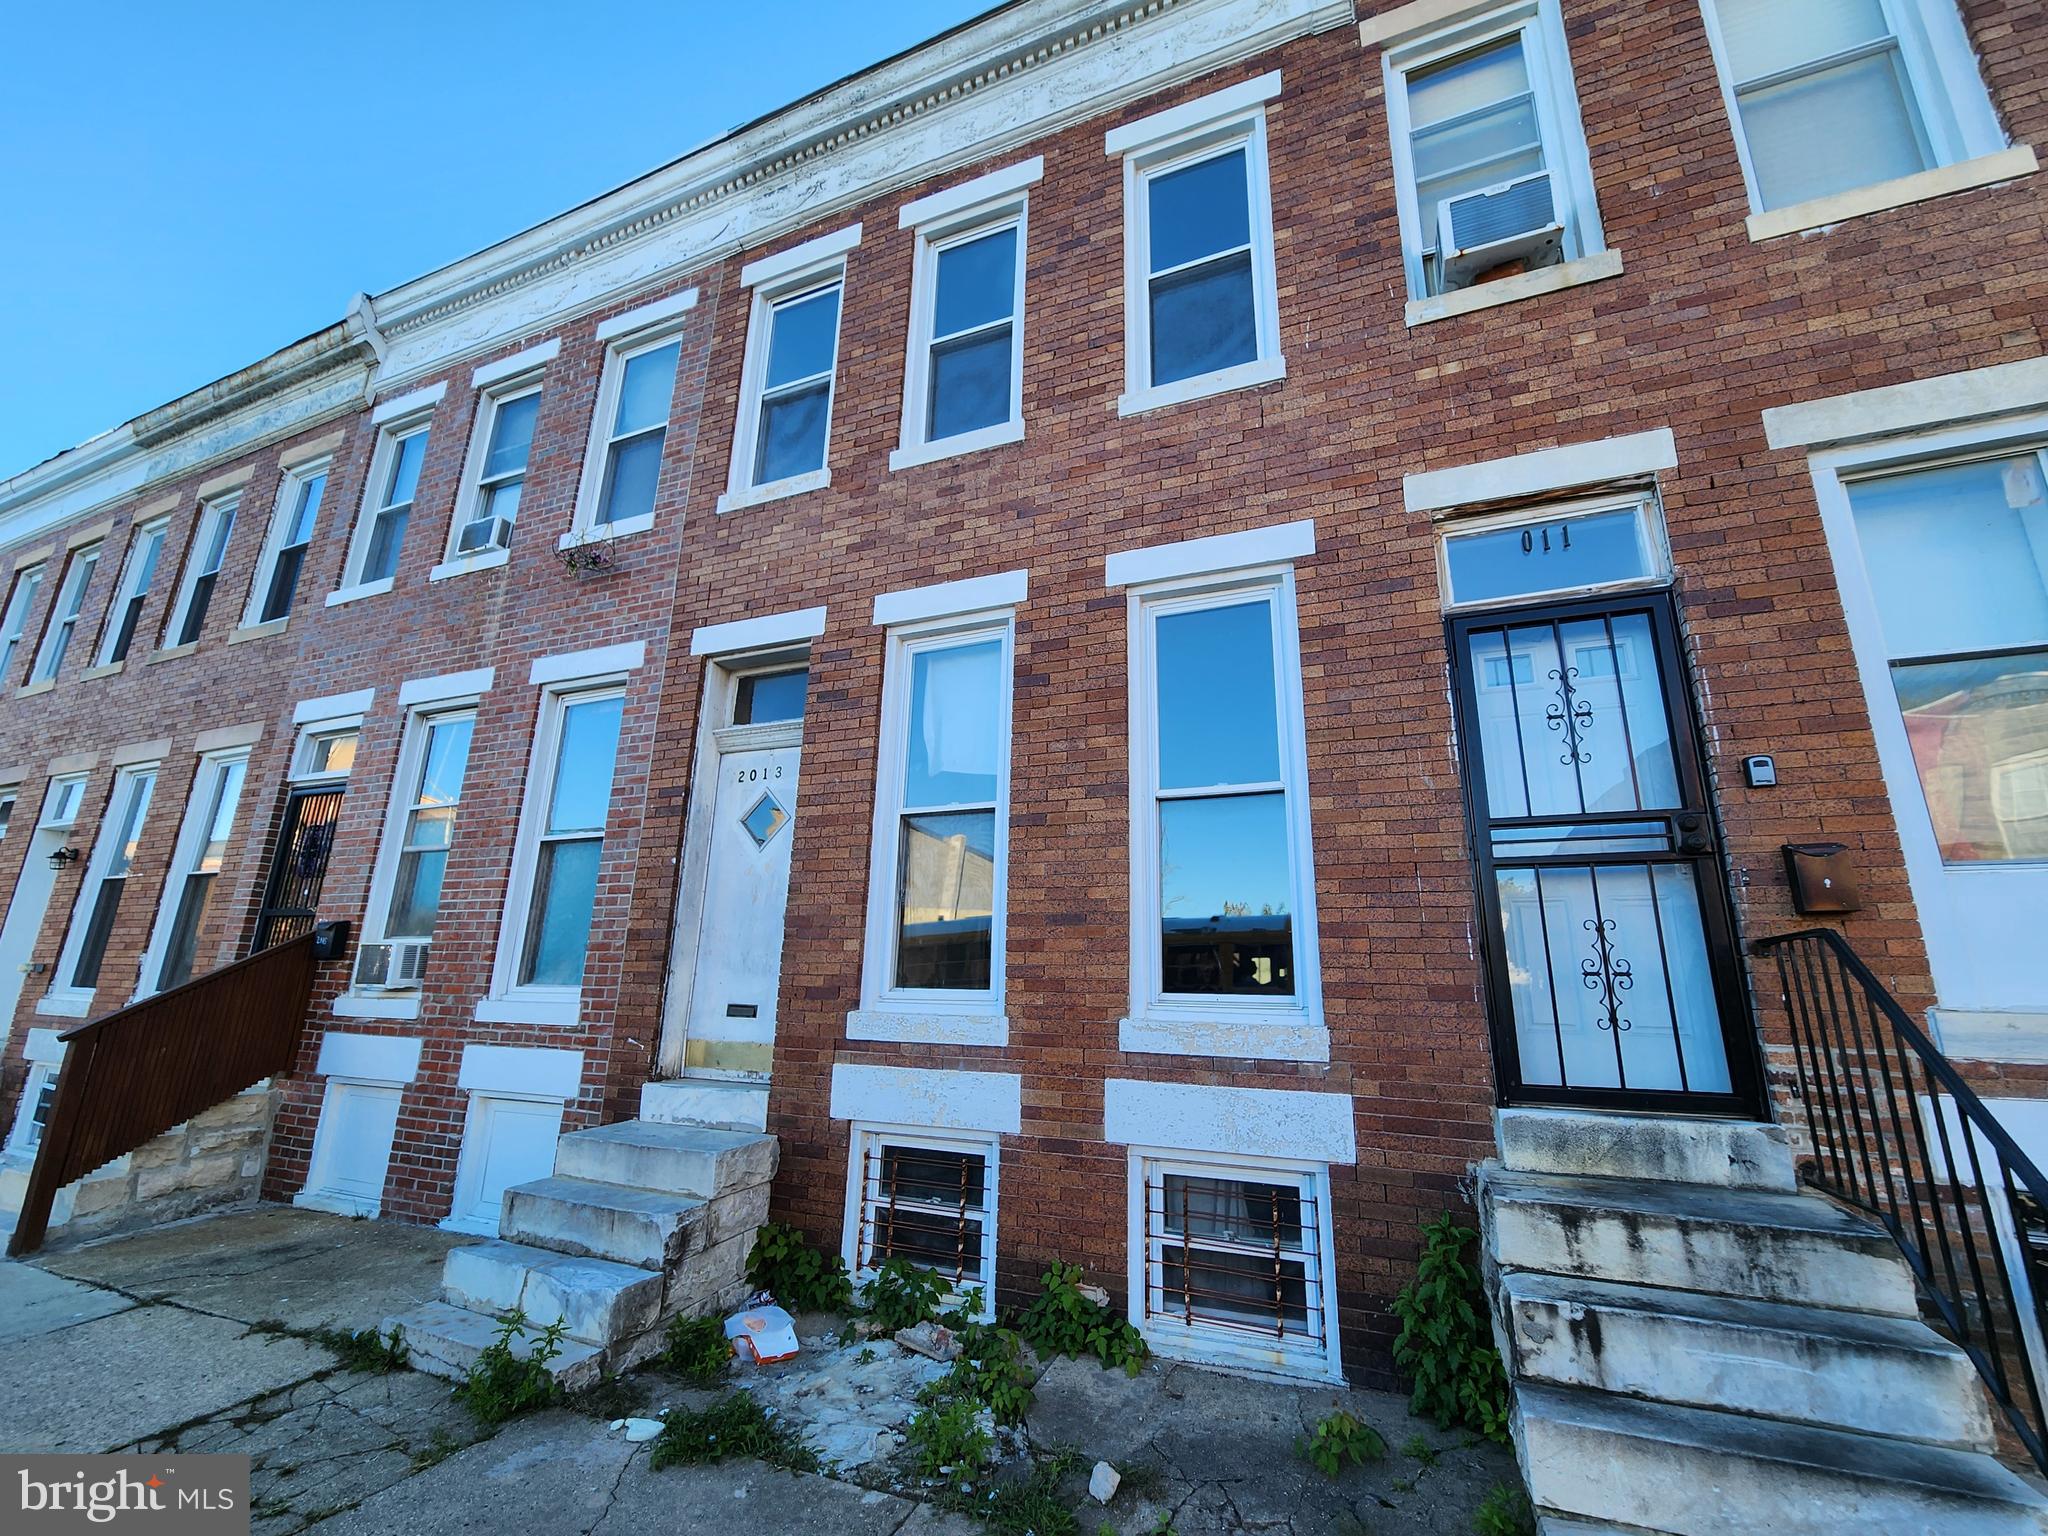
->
xmin=737 ymin=764 xmax=786 ymax=782
xmin=1522 ymin=523 xmax=1573 ymax=555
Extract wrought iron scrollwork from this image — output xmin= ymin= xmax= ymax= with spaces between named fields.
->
xmin=1581 ymin=916 xmax=1634 ymax=1033
xmin=1546 ymin=664 xmax=1594 ymax=767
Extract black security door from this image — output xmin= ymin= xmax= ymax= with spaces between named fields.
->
xmin=252 ymin=787 xmax=343 ymax=950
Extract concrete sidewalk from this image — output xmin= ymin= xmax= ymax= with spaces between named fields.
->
xmin=1 ymin=1204 xmax=1517 ymax=1534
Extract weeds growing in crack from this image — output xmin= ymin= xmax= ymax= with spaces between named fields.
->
xmin=1473 ymin=1480 xmax=1535 ymax=1536
xmin=571 ymin=1370 xmax=649 ymax=1421
xmin=1297 ymin=1409 xmax=1386 ymax=1478
xmin=657 ymin=1314 xmax=733 ymax=1386
xmin=408 ymin=1427 xmax=462 ymax=1472
xmin=648 ymin=1391 xmax=818 ymax=1473
xmin=454 ymin=1310 xmax=564 ymax=1426
xmin=310 ymin=1323 xmax=410 ymax=1374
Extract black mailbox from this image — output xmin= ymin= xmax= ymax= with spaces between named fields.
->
xmin=1782 ymin=843 xmax=1861 ymax=916
xmin=311 ymin=920 xmax=352 ymax=963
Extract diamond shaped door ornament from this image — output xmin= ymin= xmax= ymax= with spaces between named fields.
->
xmin=741 ymin=790 xmax=790 ymax=849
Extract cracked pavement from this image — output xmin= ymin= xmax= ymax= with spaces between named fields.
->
xmin=4 ymin=1205 xmax=1515 ymax=1533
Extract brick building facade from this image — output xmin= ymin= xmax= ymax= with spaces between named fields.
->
xmin=1 ymin=0 xmax=2045 ymax=1385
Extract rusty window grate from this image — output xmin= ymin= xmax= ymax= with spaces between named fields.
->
xmin=856 ymin=1134 xmax=994 ymax=1299
xmin=1142 ymin=1162 xmax=1325 ymax=1350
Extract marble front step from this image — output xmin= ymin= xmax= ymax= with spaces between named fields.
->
xmin=640 ymin=1078 xmax=769 ymax=1133
xmin=1500 ymin=1270 xmax=1993 ymax=1450
xmin=1495 ymin=1109 xmax=1796 ymax=1192
xmin=441 ymin=1238 xmax=662 ymax=1347
xmin=1480 ymin=1167 xmax=1919 ymax=1315
xmin=1516 ymin=1382 xmax=2048 ymax=1536
xmin=498 ymin=1176 xmax=711 ymax=1270
xmin=553 ymin=1119 xmax=778 ymax=1199
xmin=382 ymin=1299 xmax=604 ymax=1391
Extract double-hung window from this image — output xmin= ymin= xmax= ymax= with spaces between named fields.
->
xmin=720 ymin=226 xmax=858 ymax=511
xmin=1699 ymin=0 xmax=2011 ymax=219
xmin=1378 ymin=1 xmax=1605 ymax=302
xmin=164 ymin=495 xmax=238 ymax=648
xmin=29 ymin=543 xmax=101 ymax=685
xmin=849 ymin=1127 xmax=999 ymax=1315
xmin=0 ymin=563 xmax=46 ymax=682
xmin=48 ymin=764 xmax=157 ymax=1009
xmin=247 ymin=461 xmax=327 ymax=625
xmin=893 ymin=162 xmax=1038 ymax=469
xmin=338 ymin=402 xmax=435 ymax=595
xmin=139 ymin=750 xmax=248 ymax=995
xmin=1109 ymin=74 xmax=1285 ymax=416
xmin=94 ymin=518 xmax=169 ymax=667
xmin=858 ymin=604 xmax=1015 ymax=1036
xmin=450 ymin=385 xmax=542 ymax=561
xmin=358 ymin=708 xmax=476 ymax=995
xmin=576 ymin=334 xmax=680 ymax=537
xmin=1115 ymin=525 xmax=1324 ymax=1060
xmin=500 ymin=687 xmax=625 ymax=999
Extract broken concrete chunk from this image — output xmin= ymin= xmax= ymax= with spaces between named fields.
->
xmin=621 ymin=1417 xmax=664 ymax=1443
xmin=1077 ymin=1282 xmax=1112 ymax=1308
xmin=893 ymin=1320 xmax=961 ymax=1362
xmin=1089 ymin=1460 xmax=1121 ymax=1504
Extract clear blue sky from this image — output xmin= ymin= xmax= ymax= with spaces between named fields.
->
xmin=0 ymin=0 xmax=993 ymax=477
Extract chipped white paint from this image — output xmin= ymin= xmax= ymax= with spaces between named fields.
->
xmin=829 ymin=1063 xmax=1023 ymax=1135
xmin=1102 ymin=1079 xmax=1356 ymax=1163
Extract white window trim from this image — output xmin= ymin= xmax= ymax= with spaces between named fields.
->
xmin=1124 ymin=1145 xmax=1343 ymax=1385
xmin=372 ymin=381 xmax=446 ymax=425
xmin=719 ymin=226 xmax=860 ymax=512
xmin=841 ymin=1122 xmax=1000 ymax=1322
xmin=28 ymin=541 xmax=102 ymax=684
xmin=1109 ymin=73 xmax=1286 ymax=418
xmin=4 ymin=1030 xmax=65 ymax=1159
xmin=356 ymin=699 xmax=481 ymax=987
xmin=1122 ymin=563 xmax=1326 ymax=1061
xmin=595 ymin=287 xmax=699 ymax=344
xmin=1695 ymin=0 xmax=2013 ymax=232
xmin=288 ymin=717 xmax=363 ymax=785
xmin=337 ymin=413 xmax=434 ymax=598
xmin=567 ymin=322 xmax=688 ymax=543
xmin=483 ymin=679 xmax=629 ymax=1020
xmin=689 ymin=605 xmax=828 ymax=658
xmin=1 ymin=561 xmax=47 ymax=682
xmin=1403 ymin=427 xmax=1678 ymax=513
xmin=1804 ymin=407 xmax=2048 ymax=1022
xmin=160 ymin=494 xmax=238 ymax=652
xmin=441 ymin=375 xmax=546 ymax=572
xmin=890 ymin=164 xmax=1037 ymax=472
xmin=1436 ymin=492 xmax=1673 ymax=611
xmin=1379 ymin=0 xmax=1607 ymax=306
xmin=852 ymin=607 xmax=1015 ymax=1044
xmin=242 ymin=456 xmax=331 ymax=628
xmin=132 ymin=747 xmax=249 ymax=1001
xmin=42 ymin=760 xmax=159 ymax=1016
xmin=92 ymin=517 xmax=170 ymax=669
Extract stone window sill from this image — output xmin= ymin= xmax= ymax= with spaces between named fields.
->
xmin=228 ymin=618 xmax=288 ymax=645
xmin=80 ymin=660 xmax=124 ymax=681
xmin=1746 ymin=146 xmax=2038 ymax=242
xmin=1118 ymin=354 xmax=1286 ymax=419
xmin=326 ymin=577 xmax=395 ymax=608
xmin=888 ymin=419 xmax=1025 ymax=473
xmin=846 ymin=1008 xmax=1009 ymax=1047
xmin=559 ymin=510 xmax=656 ymax=550
xmin=1118 ymin=1010 xmax=1329 ymax=1063
xmin=429 ymin=546 xmax=511 ymax=583
xmin=147 ymin=642 xmax=199 ymax=665
xmin=717 ymin=468 xmax=831 ymax=515
xmin=332 ymin=993 xmax=423 ymax=1022
xmin=16 ymin=678 xmax=55 ymax=698
xmin=1405 ymin=248 xmax=1624 ymax=327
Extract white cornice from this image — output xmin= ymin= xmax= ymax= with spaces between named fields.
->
xmin=0 ymin=0 xmax=1351 ymax=554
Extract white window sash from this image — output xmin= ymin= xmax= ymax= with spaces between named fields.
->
xmin=570 ymin=327 xmax=684 ymax=538
xmin=134 ymin=748 xmax=248 ymax=999
xmin=163 ymin=496 xmax=238 ymax=648
xmin=49 ymin=763 xmax=159 ymax=1006
xmin=1 ymin=564 xmax=46 ymax=678
xmin=31 ymin=545 xmax=100 ymax=682
xmin=447 ymin=381 xmax=544 ymax=559
xmin=362 ymin=706 xmax=477 ymax=956
xmin=1125 ymin=567 xmax=1323 ymax=1039
xmin=1381 ymin=1 xmax=1602 ymax=302
xmin=92 ymin=519 xmax=168 ymax=667
xmin=1119 ymin=115 xmax=1284 ymax=411
xmin=244 ymin=460 xmax=330 ymax=626
xmin=723 ymin=271 xmax=847 ymax=504
xmin=895 ymin=200 xmax=1029 ymax=466
xmin=842 ymin=1124 xmax=999 ymax=1319
xmin=860 ymin=615 xmax=1015 ymax=1020
xmin=340 ymin=419 xmax=432 ymax=592
xmin=489 ymin=683 xmax=627 ymax=1008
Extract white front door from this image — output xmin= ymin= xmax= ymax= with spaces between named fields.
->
xmin=1823 ymin=446 xmax=2048 ymax=1017
xmin=678 ymin=739 xmax=801 ymax=1078
xmin=0 ymin=784 xmax=83 ymax=1040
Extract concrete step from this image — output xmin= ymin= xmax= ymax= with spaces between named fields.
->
xmin=640 ymin=1078 xmax=770 ymax=1133
xmin=1496 ymin=1109 xmax=1796 ymax=1192
xmin=441 ymin=1239 xmax=663 ymax=1347
xmin=553 ymin=1119 xmax=778 ymax=1199
xmin=381 ymin=1299 xmax=604 ymax=1392
xmin=1517 ymin=1382 xmax=2048 ymax=1535
xmin=1538 ymin=1519 xmax=1672 ymax=1536
xmin=500 ymin=1176 xmax=709 ymax=1269
xmin=1479 ymin=1166 xmax=1919 ymax=1315
xmin=1500 ymin=1270 xmax=1993 ymax=1450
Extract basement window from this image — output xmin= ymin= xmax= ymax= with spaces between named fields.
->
xmin=849 ymin=1127 xmax=998 ymax=1316
xmin=1133 ymin=1151 xmax=1339 ymax=1381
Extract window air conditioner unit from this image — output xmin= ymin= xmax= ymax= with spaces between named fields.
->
xmin=1436 ymin=170 xmax=1563 ymax=292
xmin=354 ymin=938 xmax=430 ymax=991
xmin=456 ymin=515 xmax=514 ymax=555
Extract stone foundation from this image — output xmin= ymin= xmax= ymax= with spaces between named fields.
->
xmin=0 ymin=1087 xmax=279 ymax=1249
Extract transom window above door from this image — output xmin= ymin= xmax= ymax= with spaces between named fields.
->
xmin=1440 ymin=497 xmax=1669 ymax=609
xmin=1846 ymin=450 xmax=2048 ymax=865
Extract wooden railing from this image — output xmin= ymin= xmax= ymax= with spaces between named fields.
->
xmin=6 ymin=931 xmax=320 ymax=1256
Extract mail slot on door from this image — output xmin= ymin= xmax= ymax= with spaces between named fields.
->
xmin=1782 ymin=843 xmax=1861 ymax=916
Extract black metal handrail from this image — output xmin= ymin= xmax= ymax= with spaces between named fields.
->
xmin=1755 ymin=927 xmax=2048 ymax=1473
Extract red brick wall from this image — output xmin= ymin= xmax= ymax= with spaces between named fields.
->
xmin=0 ymin=0 xmax=2043 ymax=1380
